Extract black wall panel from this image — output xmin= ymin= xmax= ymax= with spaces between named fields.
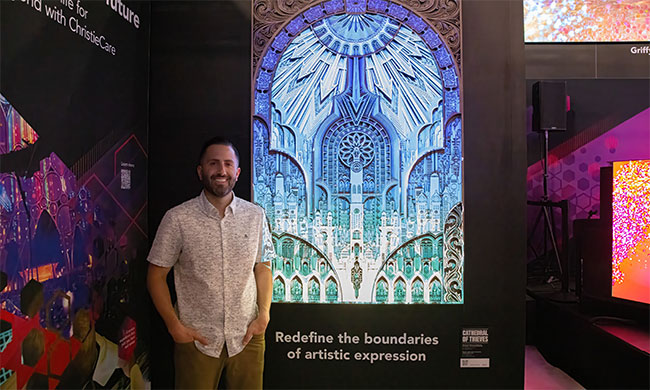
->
xmin=148 ymin=0 xmax=526 ymax=387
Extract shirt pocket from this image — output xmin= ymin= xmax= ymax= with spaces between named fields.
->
xmin=225 ymin=225 xmax=260 ymax=267
xmin=181 ymin=221 xmax=222 ymax=275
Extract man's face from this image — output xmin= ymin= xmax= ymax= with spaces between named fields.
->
xmin=197 ymin=144 xmax=240 ymax=198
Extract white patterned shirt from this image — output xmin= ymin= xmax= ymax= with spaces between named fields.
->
xmin=147 ymin=191 xmax=274 ymax=357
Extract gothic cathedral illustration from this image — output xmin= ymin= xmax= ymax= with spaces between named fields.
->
xmin=253 ymin=0 xmax=463 ymax=303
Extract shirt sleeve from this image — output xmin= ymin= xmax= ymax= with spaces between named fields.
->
xmin=257 ymin=210 xmax=275 ymax=264
xmin=147 ymin=210 xmax=182 ymax=268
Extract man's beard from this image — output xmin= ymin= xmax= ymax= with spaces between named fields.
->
xmin=203 ymin=174 xmax=235 ymax=198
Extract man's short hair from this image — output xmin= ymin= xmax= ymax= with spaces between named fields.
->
xmin=198 ymin=136 xmax=240 ymax=166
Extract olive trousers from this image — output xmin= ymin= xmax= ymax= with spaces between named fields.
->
xmin=174 ymin=334 xmax=265 ymax=389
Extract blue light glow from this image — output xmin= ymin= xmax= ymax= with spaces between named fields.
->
xmin=254 ymin=7 xmax=462 ymax=304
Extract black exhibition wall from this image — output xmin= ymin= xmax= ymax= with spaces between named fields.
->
xmin=148 ymin=0 xmax=526 ymax=388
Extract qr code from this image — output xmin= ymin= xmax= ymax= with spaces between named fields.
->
xmin=121 ymin=169 xmax=131 ymax=190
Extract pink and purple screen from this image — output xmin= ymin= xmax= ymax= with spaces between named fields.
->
xmin=524 ymin=0 xmax=650 ymax=42
xmin=612 ymin=160 xmax=650 ymax=304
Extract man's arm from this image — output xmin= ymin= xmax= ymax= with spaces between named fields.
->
xmin=147 ymin=263 xmax=208 ymax=344
xmin=243 ymin=262 xmax=272 ymax=345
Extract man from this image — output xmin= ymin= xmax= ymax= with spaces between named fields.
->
xmin=147 ymin=137 xmax=274 ymax=389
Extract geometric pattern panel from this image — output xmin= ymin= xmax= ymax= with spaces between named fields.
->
xmin=526 ymin=108 xmax=650 ymax=262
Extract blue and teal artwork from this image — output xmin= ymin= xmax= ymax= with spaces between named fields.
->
xmin=253 ymin=0 xmax=463 ymax=303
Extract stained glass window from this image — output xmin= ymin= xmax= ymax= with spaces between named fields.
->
xmin=253 ymin=1 xmax=463 ymax=304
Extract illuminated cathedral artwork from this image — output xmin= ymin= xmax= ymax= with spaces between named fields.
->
xmin=253 ymin=0 xmax=462 ymax=304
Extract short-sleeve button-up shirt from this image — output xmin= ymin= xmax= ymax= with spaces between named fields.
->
xmin=147 ymin=191 xmax=274 ymax=357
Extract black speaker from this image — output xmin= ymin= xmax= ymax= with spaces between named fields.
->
xmin=532 ymin=81 xmax=567 ymax=132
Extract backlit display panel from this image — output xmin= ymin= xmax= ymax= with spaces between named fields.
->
xmin=524 ymin=0 xmax=650 ymax=43
xmin=612 ymin=159 xmax=650 ymax=304
xmin=253 ymin=0 xmax=463 ymax=304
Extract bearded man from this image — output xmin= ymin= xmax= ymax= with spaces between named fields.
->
xmin=147 ymin=136 xmax=274 ymax=389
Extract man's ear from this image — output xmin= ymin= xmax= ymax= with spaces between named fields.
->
xmin=197 ymin=165 xmax=203 ymax=181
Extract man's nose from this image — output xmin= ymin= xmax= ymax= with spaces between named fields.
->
xmin=215 ymin=162 xmax=226 ymax=174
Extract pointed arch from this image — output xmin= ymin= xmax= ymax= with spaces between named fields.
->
xmin=394 ymin=276 xmax=406 ymax=303
xmin=429 ymin=276 xmax=442 ymax=303
xmin=374 ymin=276 xmax=389 ymax=303
xmin=411 ymin=276 xmax=424 ymax=303
xmin=308 ymin=276 xmax=321 ymax=302
xmin=325 ymin=276 xmax=340 ymax=303
xmin=273 ymin=276 xmax=287 ymax=302
xmin=290 ymin=276 xmax=303 ymax=302
xmin=32 ymin=212 xmax=64 ymax=268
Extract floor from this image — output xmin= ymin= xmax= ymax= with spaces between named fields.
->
xmin=524 ymin=345 xmax=584 ymax=390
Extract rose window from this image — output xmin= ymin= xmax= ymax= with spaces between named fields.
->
xmin=339 ymin=132 xmax=374 ymax=172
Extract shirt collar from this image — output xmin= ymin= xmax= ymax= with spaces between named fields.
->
xmin=199 ymin=190 xmax=238 ymax=218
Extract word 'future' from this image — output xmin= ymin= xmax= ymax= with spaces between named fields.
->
xmin=105 ymin=0 xmax=139 ymax=29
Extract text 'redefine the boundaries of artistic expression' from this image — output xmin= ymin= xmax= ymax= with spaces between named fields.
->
xmin=275 ymin=330 xmax=439 ymax=364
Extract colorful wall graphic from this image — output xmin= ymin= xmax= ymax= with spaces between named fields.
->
xmin=252 ymin=0 xmax=463 ymax=304
xmin=0 ymin=95 xmax=39 ymax=155
xmin=1 ymin=0 xmax=150 ymax=386
xmin=612 ymin=159 xmax=650 ymax=305
xmin=0 ymin=97 xmax=149 ymax=388
xmin=526 ymin=108 xmax=650 ymax=257
xmin=524 ymin=0 xmax=650 ymax=42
